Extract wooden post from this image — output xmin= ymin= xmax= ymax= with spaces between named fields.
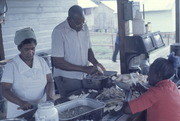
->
xmin=117 ymin=0 xmax=129 ymax=74
xmin=0 ymin=24 xmax=5 ymax=60
xmin=176 ymin=0 xmax=180 ymax=43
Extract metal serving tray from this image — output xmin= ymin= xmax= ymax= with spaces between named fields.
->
xmin=56 ymin=98 xmax=106 ymax=121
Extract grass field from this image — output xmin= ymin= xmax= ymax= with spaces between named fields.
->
xmin=90 ymin=32 xmax=119 ymax=60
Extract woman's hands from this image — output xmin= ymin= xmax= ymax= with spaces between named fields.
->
xmin=17 ymin=101 xmax=33 ymax=111
xmin=132 ymin=83 xmax=149 ymax=93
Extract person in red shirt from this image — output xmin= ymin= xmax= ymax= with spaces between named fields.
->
xmin=123 ymin=57 xmax=180 ymax=121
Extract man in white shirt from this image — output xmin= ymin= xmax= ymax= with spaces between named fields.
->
xmin=1 ymin=27 xmax=54 ymax=118
xmin=51 ymin=5 xmax=105 ymax=99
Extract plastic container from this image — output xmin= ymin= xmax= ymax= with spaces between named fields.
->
xmin=132 ymin=11 xmax=145 ymax=35
xmin=132 ymin=19 xmax=146 ymax=35
xmin=35 ymin=101 xmax=59 ymax=121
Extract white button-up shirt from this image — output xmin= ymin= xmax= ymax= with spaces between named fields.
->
xmin=51 ymin=20 xmax=91 ymax=79
xmin=1 ymin=55 xmax=51 ymax=118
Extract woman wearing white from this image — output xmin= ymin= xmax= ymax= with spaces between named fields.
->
xmin=1 ymin=27 xmax=54 ymax=118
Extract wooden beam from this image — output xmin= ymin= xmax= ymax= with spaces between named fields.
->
xmin=0 ymin=24 xmax=5 ymax=60
xmin=117 ymin=0 xmax=129 ymax=74
xmin=176 ymin=0 xmax=180 ymax=43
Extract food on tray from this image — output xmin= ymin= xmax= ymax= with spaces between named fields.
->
xmin=59 ymin=106 xmax=94 ymax=119
xmin=113 ymin=72 xmax=148 ymax=85
xmin=96 ymin=86 xmax=125 ymax=100
xmin=68 ymin=93 xmax=89 ymax=100
xmin=131 ymin=90 xmax=141 ymax=100
xmin=96 ymin=86 xmax=125 ymax=112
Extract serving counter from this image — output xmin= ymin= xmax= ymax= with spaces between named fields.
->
xmin=13 ymin=72 xmax=148 ymax=121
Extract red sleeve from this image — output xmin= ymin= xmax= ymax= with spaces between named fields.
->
xmin=129 ymin=88 xmax=159 ymax=114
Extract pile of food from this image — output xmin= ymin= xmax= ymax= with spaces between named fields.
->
xmin=112 ymin=72 xmax=148 ymax=86
xmin=64 ymin=72 xmax=148 ymax=115
xmin=58 ymin=106 xmax=94 ymax=119
xmin=96 ymin=86 xmax=125 ymax=112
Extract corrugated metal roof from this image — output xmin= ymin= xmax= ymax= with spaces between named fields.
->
xmin=132 ymin=0 xmax=175 ymax=11
xmin=78 ymin=0 xmax=98 ymax=8
xmin=101 ymin=1 xmax=117 ymax=13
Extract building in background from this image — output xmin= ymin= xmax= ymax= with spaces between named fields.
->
xmin=91 ymin=0 xmax=175 ymax=33
xmin=2 ymin=0 xmax=77 ymax=59
xmin=78 ymin=0 xmax=98 ymax=31
xmin=134 ymin=0 xmax=175 ymax=32
xmin=78 ymin=0 xmax=117 ymax=32
xmin=93 ymin=1 xmax=118 ymax=33
xmin=1 ymin=0 xmax=176 ymax=59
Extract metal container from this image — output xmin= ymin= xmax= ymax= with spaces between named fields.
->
xmin=82 ymin=71 xmax=117 ymax=90
xmin=82 ymin=75 xmax=107 ymax=90
xmin=56 ymin=98 xmax=106 ymax=121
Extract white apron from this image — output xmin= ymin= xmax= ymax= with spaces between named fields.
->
xmin=6 ymin=61 xmax=47 ymax=118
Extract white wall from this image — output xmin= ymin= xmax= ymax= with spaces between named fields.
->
xmin=2 ymin=0 xmax=77 ymax=59
xmin=84 ymin=8 xmax=96 ymax=31
xmin=144 ymin=10 xmax=175 ymax=32
xmin=93 ymin=3 xmax=117 ymax=32
xmin=172 ymin=3 xmax=176 ymax=32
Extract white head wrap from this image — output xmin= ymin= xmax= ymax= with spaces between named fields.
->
xmin=14 ymin=27 xmax=36 ymax=45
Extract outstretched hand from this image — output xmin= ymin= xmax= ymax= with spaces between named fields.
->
xmin=132 ymin=83 xmax=148 ymax=93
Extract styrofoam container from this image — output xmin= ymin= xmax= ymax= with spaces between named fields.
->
xmin=132 ymin=19 xmax=145 ymax=35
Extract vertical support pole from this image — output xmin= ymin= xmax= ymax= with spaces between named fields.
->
xmin=176 ymin=0 xmax=180 ymax=43
xmin=0 ymin=24 xmax=5 ymax=60
xmin=117 ymin=0 xmax=129 ymax=74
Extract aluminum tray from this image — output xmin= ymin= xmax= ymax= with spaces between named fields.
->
xmin=56 ymin=98 xmax=106 ymax=121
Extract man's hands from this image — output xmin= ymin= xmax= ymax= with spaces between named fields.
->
xmin=96 ymin=63 xmax=106 ymax=72
xmin=17 ymin=101 xmax=33 ymax=111
xmin=83 ymin=66 xmax=98 ymax=75
xmin=83 ymin=63 xmax=106 ymax=75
